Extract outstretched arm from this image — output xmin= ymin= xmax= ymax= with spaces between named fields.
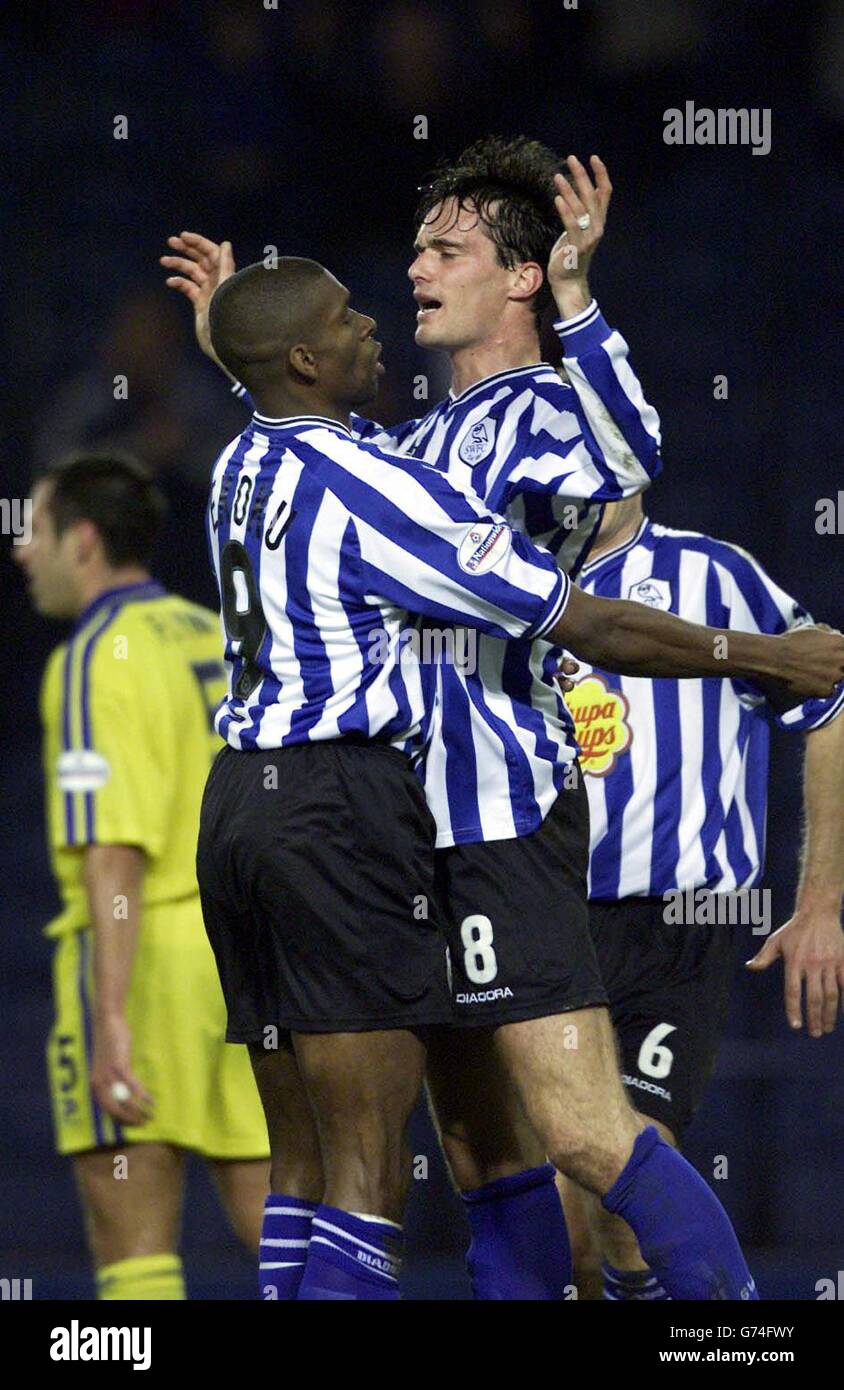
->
xmin=746 ymin=713 xmax=844 ymax=1035
xmin=549 ymin=584 xmax=844 ymax=705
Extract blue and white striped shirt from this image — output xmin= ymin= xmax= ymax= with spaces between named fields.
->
xmin=234 ymin=303 xmax=661 ymax=842
xmin=207 ymin=414 xmax=569 ymax=751
xmin=352 ymin=303 xmax=662 ymax=845
xmin=573 ymin=519 xmax=844 ymax=898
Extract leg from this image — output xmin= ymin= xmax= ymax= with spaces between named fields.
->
xmin=73 ymin=1142 xmax=186 ymax=1299
xmin=292 ymin=1028 xmax=427 ymax=1301
xmin=426 ymin=1027 xmax=573 ymax=1300
xmin=208 ymin=1158 xmax=270 ymax=1252
xmin=426 ymin=1026 xmax=545 ymax=1189
xmin=557 ymin=1113 xmax=678 ymax=1301
xmin=244 ymin=1037 xmax=323 ymax=1299
xmin=293 ymin=1029 xmax=425 ymax=1222
xmin=493 ymin=1006 xmax=642 ymax=1191
xmin=556 ymin=1175 xmax=603 ymax=1301
xmin=494 ymin=1010 xmax=757 ymax=1300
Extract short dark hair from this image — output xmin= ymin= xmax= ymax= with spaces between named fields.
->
xmin=416 ymin=135 xmax=568 ymax=320
xmin=40 ymin=452 xmax=167 ymax=567
xmin=209 ymin=258 xmax=327 ymax=384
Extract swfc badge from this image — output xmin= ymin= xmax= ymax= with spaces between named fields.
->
xmin=458 ymin=521 xmax=511 ymax=575
xmin=458 ymin=417 xmax=496 ymax=465
xmin=56 ymin=749 xmax=111 ymax=793
xmin=628 ymin=577 xmax=671 ymax=610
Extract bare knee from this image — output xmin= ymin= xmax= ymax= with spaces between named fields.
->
xmin=74 ymin=1144 xmax=183 ymax=1269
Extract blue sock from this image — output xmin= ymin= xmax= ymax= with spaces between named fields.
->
xmin=462 ymin=1163 xmax=573 ymax=1300
xmin=602 ymin=1128 xmax=758 ymax=1300
xmin=258 ymin=1193 xmax=317 ymax=1300
xmin=298 ymin=1205 xmax=402 ymax=1300
xmin=603 ymin=1261 xmax=669 ymax=1300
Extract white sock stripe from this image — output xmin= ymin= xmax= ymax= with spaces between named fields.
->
xmin=348 ymin=1210 xmax=402 ymax=1231
xmin=310 ymin=1235 xmax=396 ymax=1282
xmin=259 ymin=1238 xmax=311 ymax=1248
xmin=312 ymin=1217 xmax=398 ymax=1263
xmin=264 ymin=1206 xmax=315 ymax=1218
xmin=259 ymin=1261 xmax=307 ymax=1270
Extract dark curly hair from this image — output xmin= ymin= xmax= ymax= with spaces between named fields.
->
xmin=415 ymin=135 xmax=569 ymax=321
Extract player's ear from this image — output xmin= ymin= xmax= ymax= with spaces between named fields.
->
xmin=508 ymin=261 xmax=544 ymax=303
xmin=289 ymin=342 xmax=318 ymax=383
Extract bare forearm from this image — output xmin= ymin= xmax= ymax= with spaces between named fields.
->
xmin=796 ymin=717 xmax=844 ymax=914
xmin=552 ymin=590 xmax=779 ymax=682
xmin=83 ymin=844 xmax=145 ymax=1020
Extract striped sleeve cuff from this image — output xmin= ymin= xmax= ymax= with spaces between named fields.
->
xmin=231 ymin=380 xmax=248 ymax=400
xmin=554 ymin=299 xmax=612 ymax=356
xmin=776 ymin=682 xmax=844 ymax=733
xmin=528 ymin=570 xmax=571 ymax=641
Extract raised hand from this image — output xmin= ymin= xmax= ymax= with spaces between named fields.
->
xmin=160 ymin=232 xmax=236 ymax=365
xmin=547 ymin=155 xmax=612 ymax=312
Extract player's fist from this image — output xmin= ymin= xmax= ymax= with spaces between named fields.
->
xmin=773 ymin=625 xmax=844 ymax=703
xmin=91 ymin=1013 xmax=154 ymax=1126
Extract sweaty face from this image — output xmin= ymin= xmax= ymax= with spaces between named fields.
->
xmin=13 ymin=482 xmax=82 ymax=619
xmin=408 ymin=198 xmax=519 ymax=352
xmin=309 ymin=274 xmax=383 ymax=407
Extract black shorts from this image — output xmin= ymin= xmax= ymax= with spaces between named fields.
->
xmin=435 ymin=774 xmax=607 ymax=1027
xmin=589 ymin=897 xmax=736 ymax=1138
xmin=196 ymin=741 xmax=452 ymax=1040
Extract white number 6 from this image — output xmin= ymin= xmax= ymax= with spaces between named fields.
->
xmin=637 ymin=1022 xmax=676 ymax=1079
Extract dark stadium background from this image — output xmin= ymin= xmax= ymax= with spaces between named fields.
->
xmin=2 ymin=0 xmax=842 ymax=1299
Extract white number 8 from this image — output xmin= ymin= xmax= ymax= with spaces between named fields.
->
xmin=460 ymin=914 xmax=498 ymax=985
xmin=637 ymin=1022 xmax=676 ymax=1079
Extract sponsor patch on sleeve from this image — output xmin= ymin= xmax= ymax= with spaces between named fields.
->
xmin=56 ymin=749 xmax=111 ymax=794
xmin=457 ymin=521 xmax=511 ymax=576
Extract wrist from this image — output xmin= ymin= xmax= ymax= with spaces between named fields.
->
xmin=793 ymin=887 xmax=844 ymax=917
xmin=552 ymin=278 xmax=591 ymax=319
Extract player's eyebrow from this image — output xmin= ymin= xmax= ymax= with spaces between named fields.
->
xmin=413 ymin=236 xmax=463 ymax=254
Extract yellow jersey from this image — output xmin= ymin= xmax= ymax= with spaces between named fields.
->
xmin=40 ymin=581 xmax=226 ymax=937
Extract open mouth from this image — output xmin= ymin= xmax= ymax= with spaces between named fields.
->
xmin=415 ymin=295 xmax=442 ymax=319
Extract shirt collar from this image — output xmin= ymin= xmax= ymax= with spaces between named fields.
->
xmin=251 ymin=412 xmax=353 ymax=437
xmin=71 ymin=581 xmax=165 ymax=636
xmin=446 ymin=363 xmax=558 ymax=411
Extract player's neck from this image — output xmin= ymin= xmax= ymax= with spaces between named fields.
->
xmin=74 ymin=567 xmax=151 ymax=617
xmin=448 ymin=326 xmax=542 ymax=398
xmin=587 ymin=504 xmax=646 ymax=563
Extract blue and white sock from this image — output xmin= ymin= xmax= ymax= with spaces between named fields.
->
xmin=462 ymin=1163 xmax=573 ymax=1300
xmin=258 ymin=1194 xmax=318 ymax=1300
xmin=603 ymin=1261 xmax=670 ymax=1300
xmin=602 ymin=1128 xmax=758 ymax=1300
xmin=298 ymin=1205 xmax=403 ymax=1300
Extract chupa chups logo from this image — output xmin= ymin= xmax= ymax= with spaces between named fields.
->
xmin=565 ymin=673 xmax=632 ymax=776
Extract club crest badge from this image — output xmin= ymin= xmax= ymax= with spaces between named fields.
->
xmin=458 ymin=417 xmax=496 ymax=465
xmin=628 ymin=577 xmax=672 ymax=610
